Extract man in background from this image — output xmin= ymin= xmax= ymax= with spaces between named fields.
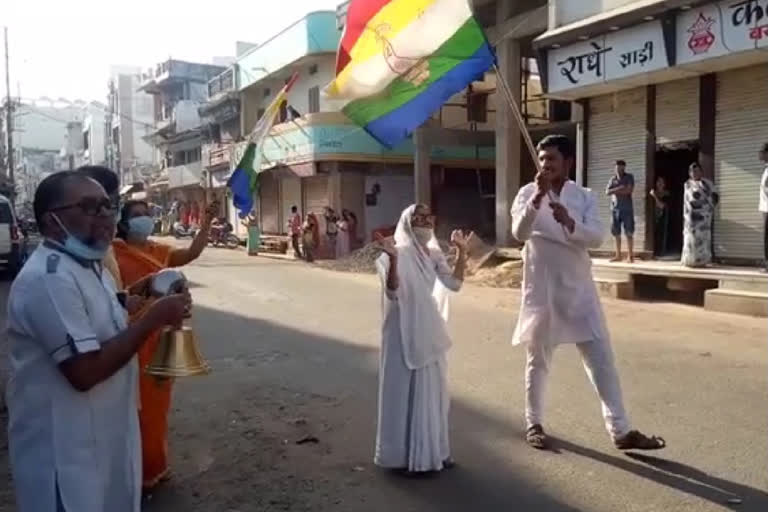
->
xmin=606 ymin=160 xmax=635 ymax=263
xmin=759 ymin=143 xmax=768 ymax=271
xmin=289 ymin=205 xmax=303 ymax=259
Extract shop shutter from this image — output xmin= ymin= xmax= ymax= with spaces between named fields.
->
xmin=656 ymin=78 xmax=699 ymax=145
xmin=304 ymin=176 xmax=329 ymax=217
xmin=280 ymin=177 xmax=302 ymax=234
xmin=714 ymin=65 xmax=768 ymax=261
xmin=259 ymin=171 xmax=279 ymax=234
xmin=587 ymin=88 xmax=648 ymax=251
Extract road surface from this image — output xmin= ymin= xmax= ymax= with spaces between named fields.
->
xmin=0 ymin=246 xmax=766 ymax=511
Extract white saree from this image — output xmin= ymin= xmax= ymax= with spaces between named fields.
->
xmin=374 ymin=206 xmax=461 ymax=472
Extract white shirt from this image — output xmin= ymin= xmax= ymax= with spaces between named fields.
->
xmin=5 ymin=243 xmax=141 ymax=512
xmin=759 ymin=165 xmax=768 ymax=213
xmin=510 ymin=181 xmax=609 ymax=346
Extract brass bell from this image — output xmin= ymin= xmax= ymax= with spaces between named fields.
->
xmin=145 ymin=325 xmax=211 ymax=378
xmin=144 ymin=269 xmax=210 ymax=378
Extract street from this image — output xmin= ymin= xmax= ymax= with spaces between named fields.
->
xmin=0 ymin=246 xmax=767 ymax=512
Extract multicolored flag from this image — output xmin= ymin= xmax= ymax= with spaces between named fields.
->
xmin=228 ymin=73 xmax=299 ymax=217
xmin=325 ymin=0 xmax=495 ymax=148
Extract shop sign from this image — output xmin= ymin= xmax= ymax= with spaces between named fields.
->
xmin=549 ymin=21 xmax=669 ymax=93
xmin=677 ymin=0 xmax=768 ymax=64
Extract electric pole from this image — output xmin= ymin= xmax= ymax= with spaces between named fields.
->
xmin=4 ymin=27 xmax=14 ymax=204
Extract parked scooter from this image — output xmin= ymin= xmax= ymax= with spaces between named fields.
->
xmin=173 ymin=221 xmax=198 ymax=239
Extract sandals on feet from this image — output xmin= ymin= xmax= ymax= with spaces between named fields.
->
xmin=614 ymin=430 xmax=666 ymax=451
xmin=526 ymin=424 xmax=550 ymax=450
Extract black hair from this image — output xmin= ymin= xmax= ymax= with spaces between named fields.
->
xmin=291 ymin=205 xmax=298 ymax=213
xmin=116 ymin=199 xmax=149 ymax=239
xmin=762 ymin=142 xmax=768 ymax=153
xmin=615 ymin=159 xmax=626 ymax=166
xmin=536 ymin=134 xmax=574 ymax=160
xmin=33 ymin=171 xmax=88 ymax=233
xmin=77 ymin=165 xmax=119 ymax=196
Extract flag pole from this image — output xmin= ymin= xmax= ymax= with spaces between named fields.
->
xmin=494 ymin=63 xmax=567 ymax=234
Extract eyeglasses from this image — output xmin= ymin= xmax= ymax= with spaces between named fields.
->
xmin=51 ymin=197 xmax=116 ymax=217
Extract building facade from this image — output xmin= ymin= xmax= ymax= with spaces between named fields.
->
xmin=535 ymin=0 xmax=768 ymax=264
xmin=139 ymin=59 xmax=227 ymax=217
xmin=106 ymin=67 xmax=156 ymax=193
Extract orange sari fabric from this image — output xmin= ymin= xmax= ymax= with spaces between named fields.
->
xmin=112 ymin=239 xmax=173 ymax=489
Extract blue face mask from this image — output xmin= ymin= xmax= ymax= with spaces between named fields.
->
xmin=51 ymin=213 xmax=109 ymax=261
xmin=127 ymin=216 xmax=154 ymax=241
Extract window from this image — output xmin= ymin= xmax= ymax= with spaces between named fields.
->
xmin=279 ymin=101 xmax=288 ymax=123
xmin=257 ymin=108 xmax=266 ymax=120
xmin=308 ymin=64 xmax=318 ymax=75
xmin=263 ymin=88 xmax=271 ymax=98
xmin=467 ymin=93 xmax=488 ymax=123
xmin=308 ymin=86 xmax=320 ymax=114
xmin=83 ymin=130 xmax=90 ymax=151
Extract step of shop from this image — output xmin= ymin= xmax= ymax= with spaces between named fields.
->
xmin=594 ymin=277 xmax=635 ymax=300
xmin=704 ymin=288 xmax=768 ymax=317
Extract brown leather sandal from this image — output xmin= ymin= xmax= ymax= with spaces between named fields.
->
xmin=614 ymin=430 xmax=666 ymax=451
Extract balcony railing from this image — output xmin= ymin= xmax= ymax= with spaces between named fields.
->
xmin=208 ymin=68 xmax=236 ymax=98
xmin=167 ymin=161 xmax=203 ymax=189
xmin=205 ymin=143 xmax=232 ymax=169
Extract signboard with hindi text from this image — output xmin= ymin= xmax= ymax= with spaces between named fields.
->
xmin=548 ymin=20 xmax=669 ymax=94
xmin=677 ymin=0 xmax=768 ymax=65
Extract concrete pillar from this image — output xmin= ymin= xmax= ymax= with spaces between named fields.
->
xmin=494 ymin=19 xmax=521 ymax=245
xmin=328 ymin=162 xmax=342 ymax=210
xmin=414 ymin=126 xmax=431 ymax=206
xmin=572 ymin=102 xmax=586 ymax=186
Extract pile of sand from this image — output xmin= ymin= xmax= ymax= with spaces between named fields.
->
xmin=467 ymin=259 xmax=523 ymax=288
xmin=319 ymin=235 xmax=523 ymax=290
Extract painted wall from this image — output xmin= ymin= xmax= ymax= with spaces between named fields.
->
xmin=551 ymin=0 xmax=648 ymax=28
xmin=241 ymin=54 xmax=341 ymax=133
xmin=364 ymin=174 xmax=414 ymax=242
xmin=236 ymin=11 xmax=341 ymax=91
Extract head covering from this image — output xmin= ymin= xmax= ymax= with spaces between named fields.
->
xmin=380 ymin=205 xmax=453 ymax=369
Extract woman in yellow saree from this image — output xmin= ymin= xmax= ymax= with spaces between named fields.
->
xmin=113 ymin=199 xmax=214 ymax=490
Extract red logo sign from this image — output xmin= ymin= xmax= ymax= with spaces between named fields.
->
xmin=687 ymin=13 xmax=716 ymax=55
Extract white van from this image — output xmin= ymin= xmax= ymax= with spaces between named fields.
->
xmin=0 ymin=195 xmax=21 ymax=275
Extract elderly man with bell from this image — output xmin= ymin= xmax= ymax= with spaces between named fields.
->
xmin=5 ymin=171 xmax=191 ymax=512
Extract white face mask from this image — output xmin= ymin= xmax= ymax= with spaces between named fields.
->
xmin=412 ymin=227 xmax=433 ymax=246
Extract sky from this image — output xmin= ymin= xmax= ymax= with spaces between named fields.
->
xmin=3 ymin=0 xmax=343 ymax=103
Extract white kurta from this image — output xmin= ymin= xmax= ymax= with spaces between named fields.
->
xmin=374 ymin=251 xmax=461 ymax=472
xmin=6 ymin=244 xmax=141 ymax=512
xmin=511 ymin=181 xmax=608 ymax=347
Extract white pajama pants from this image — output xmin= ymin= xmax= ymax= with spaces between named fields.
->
xmin=525 ymin=337 xmax=630 ymax=440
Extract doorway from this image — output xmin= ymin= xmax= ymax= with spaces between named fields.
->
xmin=653 ymin=143 xmax=699 ymax=258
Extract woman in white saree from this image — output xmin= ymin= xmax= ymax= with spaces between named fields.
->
xmin=374 ymin=204 xmax=470 ymax=475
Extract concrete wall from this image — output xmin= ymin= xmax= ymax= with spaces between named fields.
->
xmin=550 ymin=0 xmax=646 ymax=28
xmin=236 ymin=11 xmax=340 ymax=91
xmin=364 ymin=174 xmax=414 ymax=242
xmin=241 ymin=54 xmax=340 ymax=133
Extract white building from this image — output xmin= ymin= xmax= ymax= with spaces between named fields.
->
xmin=107 ymin=66 xmax=156 ymax=189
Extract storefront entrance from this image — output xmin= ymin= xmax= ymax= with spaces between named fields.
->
xmin=653 ymin=143 xmax=699 ymax=259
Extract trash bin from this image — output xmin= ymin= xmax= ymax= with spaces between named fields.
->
xmin=247 ymin=225 xmax=260 ymax=256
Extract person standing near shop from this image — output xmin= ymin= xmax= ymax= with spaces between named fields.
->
xmin=759 ymin=143 xmax=768 ymax=271
xmin=288 ymin=206 xmax=303 ymax=259
xmin=649 ymin=176 xmax=671 ymax=256
xmin=606 ymin=160 xmax=635 ymax=263
xmin=324 ymin=207 xmax=339 ymax=258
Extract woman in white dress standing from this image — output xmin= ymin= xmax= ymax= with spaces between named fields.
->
xmin=336 ymin=214 xmax=351 ymax=259
xmin=374 ymin=204 xmax=470 ymax=475
xmin=681 ymin=162 xmax=719 ymax=267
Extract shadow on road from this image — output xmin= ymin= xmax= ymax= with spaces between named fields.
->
xmin=139 ymin=304 xmax=583 ymax=512
xmin=551 ymin=437 xmax=767 ymax=511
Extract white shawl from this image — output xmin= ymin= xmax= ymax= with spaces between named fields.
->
xmin=378 ymin=205 xmax=453 ymax=370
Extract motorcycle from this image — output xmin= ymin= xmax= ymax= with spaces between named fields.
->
xmin=208 ymin=225 xmax=240 ymax=249
xmin=173 ymin=223 xmax=199 ymax=239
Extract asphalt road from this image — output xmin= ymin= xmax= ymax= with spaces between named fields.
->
xmin=0 ymin=246 xmax=766 ymax=511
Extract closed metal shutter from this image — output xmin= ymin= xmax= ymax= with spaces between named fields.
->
xmin=281 ymin=177 xmax=302 ymax=233
xmin=656 ymin=78 xmax=699 ymax=144
xmin=259 ymin=171 xmax=279 ymax=234
xmin=587 ymin=88 xmax=648 ymax=251
xmin=714 ymin=65 xmax=768 ymax=261
xmin=304 ymin=176 xmax=329 ymax=219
